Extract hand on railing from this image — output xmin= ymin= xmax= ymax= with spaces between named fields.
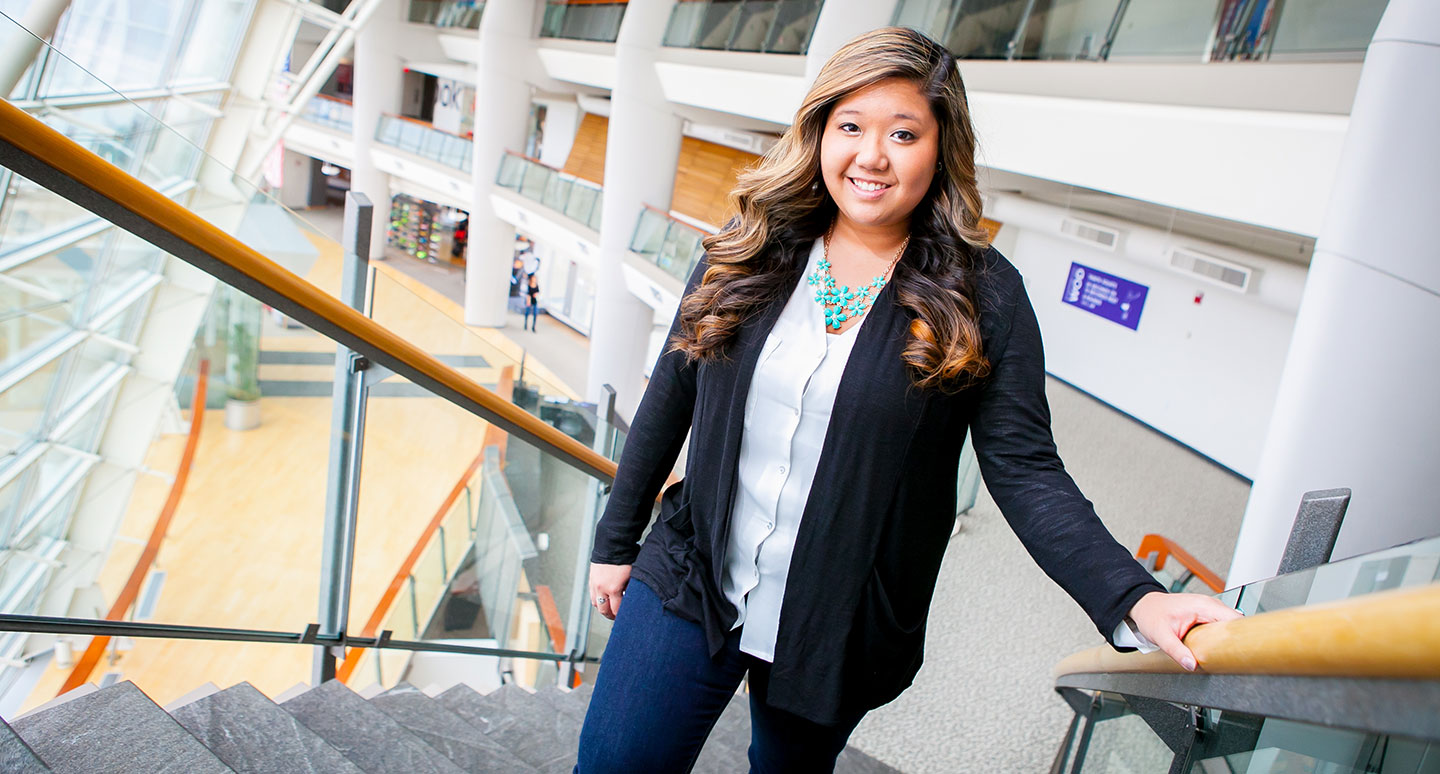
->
xmin=1126 ymin=590 xmax=1242 ymax=672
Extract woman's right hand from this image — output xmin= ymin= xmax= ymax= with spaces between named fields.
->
xmin=589 ymin=563 xmax=632 ymax=620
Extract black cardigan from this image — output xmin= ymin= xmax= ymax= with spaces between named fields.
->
xmin=591 ymin=243 xmax=1164 ymax=725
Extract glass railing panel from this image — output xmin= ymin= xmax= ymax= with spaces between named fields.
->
xmin=944 ymin=0 xmax=1029 ymax=59
xmin=1023 ymin=0 xmax=1124 ymax=60
xmin=1182 ymin=710 xmax=1434 ymax=774
xmin=695 ymin=0 xmax=744 ymax=50
xmin=893 ymin=0 xmax=955 ymax=43
xmin=520 ymin=160 xmax=553 ymax=201
xmin=1231 ymin=534 xmax=1440 ymax=618
xmin=541 ymin=174 xmax=570 ymax=212
xmin=664 ymin=0 xmax=710 ymax=47
xmin=541 ymin=1 xmax=627 ymax=43
xmin=764 ymin=0 xmax=822 ymax=54
xmin=562 ymin=184 xmax=600 ymax=226
xmin=0 ymin=173 xmax=94 ymax=245
xmin=1268 ymin=0 xmax=1387 ymax=58
xmin=1070 ymin=695 xmax=1176 ymax=772
xmin=409 ymin=0 xmax=485 ymax=30
xmin=300 ymin=95 xmax=354 ymax=133
xmin=496 ymin=153 xmax=526 ymax=190
xmin=1106 ymin=0 xmax=1222 ymax=59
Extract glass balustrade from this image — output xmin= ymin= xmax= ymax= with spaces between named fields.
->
xmin=296 ymin=95 xmax=354 ymax=133
xmin=628 ymin=207 xmax=708 ymax=284
xmin=408 ymin=0 xmax=485 ymax=30
xmin=663 ymin=0 xmax=822 ymax=54
xmin=374 ymin=114 xmax=473 ymax=174
xmin=540 ymin=0 xmax=628 ymax=43
xmin=1 ymin=13 xmax=623 ymax=711
xmin=1054 ymin=535 xmax=1440 ymax=774
xmin=494 ymin=153 xmax=604 ymax=232
xmin=892 ymin=0 xmax=1390 ymax=62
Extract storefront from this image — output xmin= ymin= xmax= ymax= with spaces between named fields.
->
xmin=387 ymin=193 xmax=468 ymax=265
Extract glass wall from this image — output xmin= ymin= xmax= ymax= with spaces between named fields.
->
xmin=0 ymin=0 xmax=253 ymax=699
xmin=892 ymin=0 xmax=1389 ymax=61
xmin=297 ymin=95 xmax=355 ymax=133
xmin=540 ymin=0 xmax=628 ymax=43
xmin=662 ymin=0 xmax=822 ymax=54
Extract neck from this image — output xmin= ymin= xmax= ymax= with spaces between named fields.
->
xmin=830 ymin=216 xmax=910 ymax=259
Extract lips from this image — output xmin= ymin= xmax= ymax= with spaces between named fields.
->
xmin=849 ymin=177 xmax=891 ymax=192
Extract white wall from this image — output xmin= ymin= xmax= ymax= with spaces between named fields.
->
xmin=534 ymin=99 xmax=581 ymax=169
xmin=993 ymin=196 xmax=1305 ymax=477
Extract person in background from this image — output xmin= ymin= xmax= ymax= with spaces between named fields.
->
xmin=523 ymin=273 xmax=541 ymax=332
xmin=575 ymin=27 xmax=1239 ymax=773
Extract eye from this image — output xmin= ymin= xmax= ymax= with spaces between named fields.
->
xmin=837 ymin=122 xmax=860 ymax=134
xmin=892 ymin=129 xmax=916 ymax=142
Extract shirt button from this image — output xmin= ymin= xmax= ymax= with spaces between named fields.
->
xmin=793 ymin=408 xmax=800 ymax=417
xmin=778 ymin=466 xmax=787 ymax=475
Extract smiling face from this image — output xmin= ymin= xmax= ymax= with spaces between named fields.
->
xmin=819 ymin=77 xmax=941 ymax=236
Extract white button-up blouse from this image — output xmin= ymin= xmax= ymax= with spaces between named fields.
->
xmin=718 ymin=240 xmax=1157 ymax=662
xmin=722 ymin=239 xmax=868 ymax=661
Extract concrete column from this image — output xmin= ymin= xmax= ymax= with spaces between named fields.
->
xmin=1228 ymin=0 xmax=1440 ymax=586
xmin=351 ymin=0 xmax=405 ymax=260
xmin=0 ymin=0 xmax=71 ymax=96
xmin=804 ymin=0 xmax=898 ymax=83
xmin=201 ymin=0 xmax=294 ymax=195
xmin=463 ymin=0 xmax=535 ymax=327
xmin=584 ymin=0 xmax=685 ymax=416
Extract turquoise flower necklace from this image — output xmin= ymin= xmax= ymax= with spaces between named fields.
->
xmin=808 ymin=227 xmax=910 ymax=332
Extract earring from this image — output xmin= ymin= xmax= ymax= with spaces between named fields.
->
xmin=810 ymin=179 xmax=820 ymax=194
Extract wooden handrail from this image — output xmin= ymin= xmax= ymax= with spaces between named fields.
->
xmin=503 ymin=148 xmax=559 ymax=171
xmin=0 ymin=97 xmax=617 ymax=486
xmin=1054 ymin=582 xmax=1440 ymax=680
xmin=313 ymin=94 xmax=353 ymax=106
xmin=1135 ymin=534 xmax=1225 ymax=593
xmin=58 ymin=360 xmax=209 ymax=695
xmin=335 ymin=366 xmax=515 ymax=683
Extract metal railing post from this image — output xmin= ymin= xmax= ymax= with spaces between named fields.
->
xmin=314 ymin=191 xmax=373 ymax=684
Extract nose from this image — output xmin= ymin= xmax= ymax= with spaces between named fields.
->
xmin=855 ymin=133 xmax=887 ymax=172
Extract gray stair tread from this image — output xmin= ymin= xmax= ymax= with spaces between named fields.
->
xmin=281 ymin=681 xmax=465 ymax=774
xmin=0 ymin=718 xmax=51 ymax=772
xmin=836 ymin=746 xmax=903 ymax=774
xmin=171 ymin=682 xmax=364 ymax=774
xmin=437 ymin=683 xmax=572 ymax=773
xmin=11 ymin=681 xmax=233 ymax=774
xmin=370 ymin=684 xmax=538 ymax=774
xmin=691 ymin=693 xmax=752 ymax=774
xmin=537 ymin=685 xmax=589 ymax=724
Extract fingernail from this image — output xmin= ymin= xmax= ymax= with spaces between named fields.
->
xmin=1182 ymin=657 xmax=1197 ymax=671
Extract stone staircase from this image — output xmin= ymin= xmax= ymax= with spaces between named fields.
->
xmin=0 ymin=679 xmax=900 ymax=773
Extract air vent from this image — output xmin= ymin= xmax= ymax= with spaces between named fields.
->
xmin=1169 ymin=247 xmax=1253 ymax=293
xmin=1059 ymin=218 xmax=1121 ymax=251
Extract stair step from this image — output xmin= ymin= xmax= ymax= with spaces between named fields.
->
xmin=368 ymin=683 xmax=538 ymax=773
xmin=437 ymin=683 xmax=573 ymax=773
xmin=10 ymin=681 xmax=233 ymax=773
xmin=171 ymin=682 xmax=364 ymax=774
xmin=0 ymin=718 xmax=51 ymax=772
xmin=691 ymin=693 xmax=753 ymax=774
xmin=280 ymin=681 xmax=465 ymax=774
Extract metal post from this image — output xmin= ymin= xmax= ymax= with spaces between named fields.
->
xmin=314 ymin=192 xmax=372 ymax=684
xmin=1278 ymin=488 xmax=1351 ymax=575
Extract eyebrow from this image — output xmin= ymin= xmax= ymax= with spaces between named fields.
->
xmin=834 ymin=108 xmax=923 ymax=121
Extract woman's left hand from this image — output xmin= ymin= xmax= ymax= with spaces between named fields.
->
xmin=1127 ymin=591 xmax=1242 ymax=672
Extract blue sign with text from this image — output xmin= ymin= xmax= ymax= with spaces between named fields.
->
xmin=1061 ymin=262 xmax=1148 ymax=330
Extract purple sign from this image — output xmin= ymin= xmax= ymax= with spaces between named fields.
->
xmin=1061 ymin=262 xmax=1148 ymax=330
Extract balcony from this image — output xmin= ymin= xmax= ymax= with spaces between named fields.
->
xmin=296 ymin=95 xmax=353 ymax=132
xmin=540 ymin=0 xmax=628 ymax=43
xmin=662 ymin=0 xmax=822 ymax=54
xmin=894 ymin=0 xmax=1388 ymax=62
xmin=494 ymin=151 xmax=603 ymax=232
xmin=408 ymin=0 xmax=484 ymax=30
xmin=375 ymin=114 xmax=474 ymax=175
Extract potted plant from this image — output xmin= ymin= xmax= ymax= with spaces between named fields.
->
xmin=224 ymin=291 xmax=263 ymax=431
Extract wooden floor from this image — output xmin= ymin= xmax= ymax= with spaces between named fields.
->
xmin=19 ymin=229 xmax=581 ymax=710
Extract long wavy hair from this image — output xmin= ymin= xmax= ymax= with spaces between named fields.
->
xmin=669 ymin=27 xmax=992 ymax=391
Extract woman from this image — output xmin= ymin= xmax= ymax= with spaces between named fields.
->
xmin=577 ymin=27 xmax=1237 ymax=773
xmin=523 ymin=273 xmax=541 ymax=331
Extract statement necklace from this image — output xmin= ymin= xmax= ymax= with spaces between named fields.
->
xmin=807 ymin=228 xmax=910 ymax=332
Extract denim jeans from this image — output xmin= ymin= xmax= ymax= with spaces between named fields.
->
xmin=574 ymin=579 xmax=865 ymax=774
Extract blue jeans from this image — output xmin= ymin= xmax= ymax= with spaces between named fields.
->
xmin=574 ymin=579 xmax=865 ymax=774
xmin=523 ymin=302 xmax=538 ymax=330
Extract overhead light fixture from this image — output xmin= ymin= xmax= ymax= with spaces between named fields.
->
xmin=320 ymin=161 xmax=340 ymax=176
